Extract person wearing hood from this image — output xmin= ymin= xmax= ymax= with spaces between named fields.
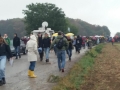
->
xmin=3 ymin=34 xmax=10 ymax=46
xmin=0 ymin=35 xmax=12 ymax=86
xmin=13 ymin=33 xmax=21 ymax=59
xmin=26 ymin=35 xmax=38 ymax=78
xmin=42 ymin=33 xmax=51 ymax=63
xmin=75 ymin=35 xmax=82 ymax=53
xmin=50 ymin=31 xmax=69 ymax=72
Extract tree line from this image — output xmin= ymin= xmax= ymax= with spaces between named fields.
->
xmin=0 ymin=3 xmax=111 ymax=38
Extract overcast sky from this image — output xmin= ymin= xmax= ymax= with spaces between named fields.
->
xmin=0 ymin=0 xmax=120 ymax=36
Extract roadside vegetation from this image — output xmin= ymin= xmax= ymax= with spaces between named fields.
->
xmin=80 ymin=43 xmax=120 ymax=90
xmin=52 ymin=44 xmax=104 ymax=90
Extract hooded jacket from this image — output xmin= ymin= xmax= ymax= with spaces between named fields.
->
xmin=13 ymin=34 xmax=20 ymax=47
xmin=0 ymin=43 xmax=12 ymax=58
xmin=26 ymin=35 xmax=38 ymax=61
xmin=50 ymin=35 xmax=69 ymax=51
xmin=42 ymin=37 xmax=51 ymax=48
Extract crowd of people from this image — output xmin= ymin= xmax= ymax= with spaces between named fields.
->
xmin=0 ymin=31 xmax=107 ymax=86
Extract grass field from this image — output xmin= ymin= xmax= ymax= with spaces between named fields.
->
xmin=52 ymin=44 xmax=104 ymax=90
xmin=80 ymin=43 xmax=120 ymax=90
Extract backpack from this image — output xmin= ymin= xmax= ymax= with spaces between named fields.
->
xmin=56 ymin=37 xmax=64 ymax=49
xmin=76 ymin=39 xmax=80 ymax=44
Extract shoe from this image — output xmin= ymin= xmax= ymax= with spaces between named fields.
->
xmin=19 ymin=55 xmax=21 ymax=58
xmin=30 ymin=71 xmax=37 ymax=78
xmin=28 ymin=70 xmax=31 ymax=76
xmin=69 ymin=57 xmax=71 ymax=61
xmin=61 ymin=69 xmax=64 ymax=72
xmin=15 ymin=57 xmax=18 ymax=59
xmin=0 ymin=80 xmax=3 ymax=86
xmin=46 ymin=59 xmax=49 ymax=62
xmin=40 ymin=58 xmax=43 ymax=61
xmin=2 ymin=78 xmax=6 ymax=84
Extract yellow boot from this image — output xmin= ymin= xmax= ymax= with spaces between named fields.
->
xmin=30 ymin=71 xmax=37 ymax=78
xmin=28 ymin=70 xmax=31 ymax=76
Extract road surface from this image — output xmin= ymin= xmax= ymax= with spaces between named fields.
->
xmin=0 ymin=48 xmax=88 ymax=90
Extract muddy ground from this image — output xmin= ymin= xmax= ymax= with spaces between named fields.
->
xmin=0 ymin=48 xmax=88 ymax=90
xmin=81 ymin=43 xmax=120 ymax=90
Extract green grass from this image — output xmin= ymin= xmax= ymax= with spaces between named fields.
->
xmin=52 ymin=44 xmax=104 ymax=90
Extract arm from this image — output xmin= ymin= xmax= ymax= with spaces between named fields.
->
xmin=19 ymin=38 xmax=21 ymax=46
xmin=8 ymin=38 xmax=11 ymax=46
xmin=34 ymin=42 xmax=38 ymax=54
xmin=6 ymin=44 xmax=12 ymax=58
xmin=64 ymin=38 xmax=69 ymax=49
xmin=50 ymin=39 xmax=56 ymax=50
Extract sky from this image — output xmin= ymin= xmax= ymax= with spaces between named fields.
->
xmin=0 ymin=0 xmax=120 ymax=36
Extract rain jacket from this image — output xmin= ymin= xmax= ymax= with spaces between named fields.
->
xmin=26 ymin=35 xmax=38 ymax=62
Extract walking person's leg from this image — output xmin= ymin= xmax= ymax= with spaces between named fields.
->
xmin=68 ymin=49 xmax=70 ymax=60
xmin=46 ymin=47 xmax=50 ymax=62
xmin=61 ymin=51 xmax=66 ymax=72
xmin=69 ymin=49 xmax=72 ymax=61
xmin=15 ymin=47 xmax=18 ymax=59
xmin=57 ymin=51 xmax=62 ymax=71
xmin=29 ymin=61 xmax=36 ymax=78
xmin=44 ymin=48 xmax=47 ymax=62
xmin=40 ymin=52 xmax=43 ymax=61
xmin=0 ymin=56 xmax=7 ymax=86
xmin=17 ymin=46 xmax=21 ymax=58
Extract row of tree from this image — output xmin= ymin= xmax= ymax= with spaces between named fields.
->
xmin=0 ymin=3 xmax=111 ymax=38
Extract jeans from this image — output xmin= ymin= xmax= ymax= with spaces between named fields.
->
xmin=15 ymin=46 xmax=20 ymax=58
xmin=57 ymin=51 xmax=66 ymax=70
xmin=0 ymin=56 xmax=6 ymax=80
xmin=53 ymin=46 xmax=57 ymax=55
xmin=68 ymin=49 xmax=72 ymax=58
xmin=29 ymin=61 xmax=36 ymax=71
xmin=44 ymin=47 xmax=50 ymax=59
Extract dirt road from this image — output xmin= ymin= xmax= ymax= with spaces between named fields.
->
xmin=0 ymin=48 xmax=88 ymax=90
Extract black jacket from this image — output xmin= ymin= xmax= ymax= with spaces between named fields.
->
xmin=0 ymin=43 xmax=12 ymax=58
xmin=13 ymin=36 xmax=20 ymax=47
xmin=42 ymin=37 xmax=51 ymax=48
xmin=68 ymin=39 xmax=73 ymax=49
xmin=38 ymin=36 xmax=43 ymax=48
xmin=76 ymin=36 xmax=83 ymax=48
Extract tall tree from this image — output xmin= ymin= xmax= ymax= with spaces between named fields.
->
xmin=23 ymin=3 xmax=67 ymax=34
xmin=115 ymin=32 xmax=120 ymax=37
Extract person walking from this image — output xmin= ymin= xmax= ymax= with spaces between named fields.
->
xmin=21 ymin=36 xmax=28 ymax=45
xmin=3 ymin=34 xmax=11 ymax=61
xmin=42 ymin=33 xmax=51 ymax=63
xmin=75 ymin=35 xmax=82 ymax=53
xmin=112 ymin=38 xmax=115 ymax=45
xmin=3 ymin=34 xmax=11 ymax=46
xmin=38 ymin=33 xmax=44 ymax=61
xmin=50 ymin=31 xmax=69 ymax=72
xmin=0 ymin=35 xmax=12 ymax=86
xmin=73 ymin=36 xmax=77 ymax=52
xmin=26 ymin=35 xmax=38 ymax=78
xmin=52 ymin=36 xmax=57 ymax=55
xmin=13 ymin=33 xmax=21 ymax=59
xmin=67 ymin=36 xmax=73 ymax=61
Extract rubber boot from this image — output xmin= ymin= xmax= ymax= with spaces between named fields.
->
xmin=28 ymin=70 xmax=31 ymax=76
xmin=30 ymin=71 xmax=37 ymax=78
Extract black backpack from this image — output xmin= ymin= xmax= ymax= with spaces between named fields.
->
xmin=56 ymin=37 xmax=64 ymax=49
xmin=76 ymin=39 xmax=80 ymax=44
